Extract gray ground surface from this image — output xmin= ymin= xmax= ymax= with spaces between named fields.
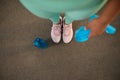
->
xmin=0 ymin=0 xmax=120 ymax=80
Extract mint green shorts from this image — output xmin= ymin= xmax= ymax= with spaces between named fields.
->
xmin=20 ymin=0 xmax=108 ymax=24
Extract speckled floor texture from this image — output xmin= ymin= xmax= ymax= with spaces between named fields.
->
xmin=0 ymin=0 xmax=120 ymax=80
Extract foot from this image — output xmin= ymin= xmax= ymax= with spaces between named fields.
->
xmin=51 ymin=17 xmax=62 ymax=43
xmin=63 ymin=23 xmax=73 ymax=43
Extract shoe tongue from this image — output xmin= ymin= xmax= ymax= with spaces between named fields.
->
xmin=55 ymin=30 xmax=59 ymax=34
xmin=64 ymin=29 xmax=70 ymax=36
xmin=65 ymin=25 xmax=70 ymax=29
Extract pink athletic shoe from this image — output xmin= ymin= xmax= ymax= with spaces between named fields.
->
xmin=63 ymin=22 xmax=73 ymax=43
xmin=51 ymin=17 xmax=62 ymax=43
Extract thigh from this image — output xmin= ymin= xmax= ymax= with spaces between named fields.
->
xmin=20 ymin=0 xmax=60 ymax=19
xmin=64 ymin=10 xmax=92 ymax=24
xmin=65 ymin=9 xmax=94 ymax=21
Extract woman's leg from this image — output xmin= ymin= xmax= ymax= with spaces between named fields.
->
xmin=62 ymin=12 xmax=78 ymax=43
xmin=20 ymin=0 xmax=62 ymax=43
xmin=62 ymin=10 xmax=92 ymax=43
xmin=20 ymin=0 xmax=60 ymax=24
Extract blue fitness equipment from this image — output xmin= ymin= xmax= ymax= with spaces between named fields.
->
xmin=75 ymin=14 xmax=116 ymax=42
xmin=33 ymin=37 xmax=48 ymax=49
